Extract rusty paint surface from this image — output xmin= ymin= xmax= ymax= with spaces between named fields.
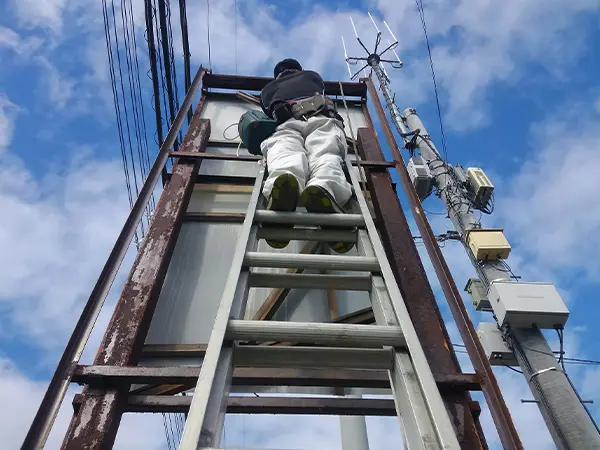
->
xmin=356 ymin=126 xmax=486 ymax=450
xmin=61 ymin=102 xmax=210 ymax=450
xmin=73 ymin=394 xmax=397 ymax=416
xmin=364 ymin=78 xmax=521 ymax=449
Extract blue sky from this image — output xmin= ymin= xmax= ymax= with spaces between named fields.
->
xmin=1 ymin=0 xmax=600 ymax=448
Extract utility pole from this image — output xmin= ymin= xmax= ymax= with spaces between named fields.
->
xmin=345 ymin=11 xmax=600 ymax=450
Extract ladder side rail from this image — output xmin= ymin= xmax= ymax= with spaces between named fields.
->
xmin=178 ymin=171 xmax=265 ymax=450
xmin=357 ymin=230 xmax=439 ymax=449
xmin=348 ymin=159 xmax=460 ymax=449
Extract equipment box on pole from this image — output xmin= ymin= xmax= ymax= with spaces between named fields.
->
xmin=465 ymin=229 xmax=511 ymax=260
xmin=488 ymin=281 xmax=569 ymax=329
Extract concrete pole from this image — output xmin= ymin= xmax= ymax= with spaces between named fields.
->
xmin=401 ymin=106 xmax=600 ymax=450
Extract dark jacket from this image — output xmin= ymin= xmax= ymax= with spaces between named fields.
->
xmin=260 ymin=70 xmax=325 ymax=120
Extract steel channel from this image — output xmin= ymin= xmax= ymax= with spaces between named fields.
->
xmin=365 ymin=77 xmax=522 ymax=449
xmin=244 ymin=252 xmax=380 ymax=272
xmin=226 ymin=320 xmax=406 ymax=348
xmin=20 ymin=67 xmax=206 ymax=450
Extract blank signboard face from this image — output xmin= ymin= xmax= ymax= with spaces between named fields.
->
xmin=143 ymin=94 xmax=373 ymax=382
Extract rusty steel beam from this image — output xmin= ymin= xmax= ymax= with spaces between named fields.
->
xmin=170 ymin=151 xmax=394 ymax=170
xmin=203 ymin=73 xmax=367 ymax=98
xmin=72 ymin=393 xmax=396 ymax=416
xmin=60 ymin=107 xmax=211 ymax=450
xmin=73 ymin=365 xmax=481 ymax=392
xmin=356 ymin=126 xmax=485 ymax=449
xmin=21 ymin=68 xmax=208 ymax=450
xmin=364 ymin=78 xmax=522 ymax=450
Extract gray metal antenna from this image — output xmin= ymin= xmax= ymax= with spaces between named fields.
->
xmin=342 ymin=13 xmax=404 ymax=135
xmin=344 ymin=11 xmax=600 ymax=450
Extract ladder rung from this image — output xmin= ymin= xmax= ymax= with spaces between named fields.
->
xmin=256 ymin=227 xmax=357 ymax=243
xmin=248 ymin=272 xmax=372 ymax=290
xmin=254 ymin=210 xmax=365 ymax=227
xmin=244 ymin=252 xmax=380 ymax=272
xmin=234 ymin=345 xmax=394 ymax=370
xmin=226 ymin=320 xmax=406 ymax=348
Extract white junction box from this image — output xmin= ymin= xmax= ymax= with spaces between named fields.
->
xmin=466 ymin=167 xmax=494 ymax=208
xmin=476 ymin=322 xmax=518 ymax=366
xmin=488 ymin=281 xmax=569 ymax=329
xmin=464 ymin=278 xmax=491 ymax=311
xmin=407 ymin=157 xmax=433 ymax=200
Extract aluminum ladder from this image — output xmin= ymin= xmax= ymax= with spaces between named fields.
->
xmin=178 ymin=155 xmax=461 ymax=450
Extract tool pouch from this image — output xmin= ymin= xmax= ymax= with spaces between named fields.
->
xmin=238 ymin=110 xmax=279 ymax=156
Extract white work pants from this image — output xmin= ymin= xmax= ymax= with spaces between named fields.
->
xmin=260 ymin=116 xmax=353 ymax=206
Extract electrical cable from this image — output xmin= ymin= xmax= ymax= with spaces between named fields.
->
xmin=162 ymin=413 xmax=173 ymax=450
xmin=102 ymin=0 xmax=141 ymax=248
xmin=127 ymin=0 xmax=156 ymax=212
xmin=234 ymin=0 xmax=238 ymax=74
xmin=110 ymin=0 xmax=146 ymax=241
xmin=120 ymin=0 xmax=154 ymax=226
xmin=414 ymin=0 xmax=449 ymax=164
xmin=503 ymin=363 xmax=524 ymax=374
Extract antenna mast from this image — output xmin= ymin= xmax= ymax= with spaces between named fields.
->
xmin=343 ymin=12 xmax=600 ymax=450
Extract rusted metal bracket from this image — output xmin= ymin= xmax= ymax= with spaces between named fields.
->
xmin=73 ymin=364 xmax=482 ymax=392
xmin=73 ymin=394 xmax=396 ymax=416
xmin=60 ymin=102 xmax=211 ymax=450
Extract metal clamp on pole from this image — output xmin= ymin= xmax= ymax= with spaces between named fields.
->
xmin=528 ymin=366 xmax=560 ymax=384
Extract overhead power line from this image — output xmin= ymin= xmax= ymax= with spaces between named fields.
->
xmin=415 ymin=0 xmax=449 ymax=164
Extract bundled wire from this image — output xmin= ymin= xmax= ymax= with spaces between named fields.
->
xmin=102 ymin=0 xmax=159 ymax=248
xmin=414 ymin=0 xmax=449 ymax=164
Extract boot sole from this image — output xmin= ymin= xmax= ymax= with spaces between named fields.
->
xmin=264 ymin=173 xmax=300 ymax=249
xmin=300 ymin=185 xmax=355 ymax=254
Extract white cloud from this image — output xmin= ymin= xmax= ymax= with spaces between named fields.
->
xmin=0 ymin=94 xmax=131 ymax=349
xmin=0 ymin=95 xmax=20 ymax=152
xmin=0 ymin=26 xmax=43 ymax=56
xmin=10 ymin=0 xmax=67 ymax=33
xmin=0 ymin=357 xmax=166 ymax=449
xmin=375 ymin=0 xmax=599 ymax=129
xmin=497 ymin=95 xmax=600 ymax=283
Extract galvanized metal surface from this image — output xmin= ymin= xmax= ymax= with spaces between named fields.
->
xmin=226 ymin=320 xmax=406 ymax=348
xmin=234 ymin=346 xmax=394 ymax=370
xmin=365 ymin=77 xmax=521 ymax=449
xmin=178 ymin=173 xmax=265 ymax=449
xmin=21 ymin=68 xmax=207 ymax=450
xmin=356 ymin=125 xmax=486 ymax=449
xmin=248 ymin=273 xmax=371 ymax=291
xmin=347 ymin=158 xmax=460 ymax=449
xmin=61 ymin=106 xmax=211 ymax=450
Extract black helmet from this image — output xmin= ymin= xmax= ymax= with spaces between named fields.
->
xmin=273 ymin=58 xmax=302 ymax=78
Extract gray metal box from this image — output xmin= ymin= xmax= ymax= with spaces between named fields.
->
xmin=488 ymin=281 xmax=569 ymax=329
xmin=407 ymin=157 xmax=433 ymax=200
xmin=464 ymin=278 xmax=491 ymax=310
xmin=476 ymin=322 xmax=518 ymax=366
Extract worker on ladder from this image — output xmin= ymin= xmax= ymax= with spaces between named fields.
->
xmin=259 ymin=58 xmax=354 ymax=252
